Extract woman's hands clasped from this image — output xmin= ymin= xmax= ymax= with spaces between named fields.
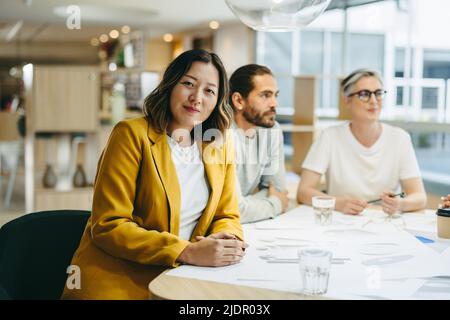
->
xmin=177 ymin=232 xmax=249 ymax=267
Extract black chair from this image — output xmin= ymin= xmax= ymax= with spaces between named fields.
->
xmin=0 ymin=210 xmax=90 ymax=299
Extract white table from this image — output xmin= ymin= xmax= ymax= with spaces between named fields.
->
xmin=150 ymin=205 xmax=450 ymax=300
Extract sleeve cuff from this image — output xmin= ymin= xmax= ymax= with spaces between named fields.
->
xmin=267 ymin=195 xmax=282 ymax=216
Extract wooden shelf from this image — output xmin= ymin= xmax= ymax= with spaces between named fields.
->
xmin=291 ymin=76 xmax=317 ymax=175
xmin=99 ymin=110 xmax=143 ymax=121
xmin=35 ymin=186 xmax=93 ymax=194
xmin=34 ymin=187 xmax=93 ymax=212
xmin=24 ymin=64 xmax=153 ymax=212
xmin=24 ymin=65 xmax=101 ymax=212
xmin=30 ymin=66 xmax=99 ymax=132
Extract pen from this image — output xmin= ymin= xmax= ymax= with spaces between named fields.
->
xmin=367 ymin=192 xmax=405 ymax=204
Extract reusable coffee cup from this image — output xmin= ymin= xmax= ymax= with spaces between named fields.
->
xmin=437 ymin=208 xmax=450 ymax=239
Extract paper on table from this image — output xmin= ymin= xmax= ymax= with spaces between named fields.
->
xmin=441 ymin=246 xmax=450 ymax=269
xmin=407 ymin=246 xmax=450 ymax=299
xmin=409 ymin=277 xmax=450 ymax=300
xmin=332 ymin=279 xmax=427 ymax=300
xmin=254 ymin=224 xmax=308 ymax=230
xmin=402 ymin=210 xmax=437 ymax=233
xmin=167 ymin=246 xmax=302 ymax=295
xmin=252 ymin=206 xmax=315 ymax=230
xmin=166 ymin=206 xmax=448 ymax=299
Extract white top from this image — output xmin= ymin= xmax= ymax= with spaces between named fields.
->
xmin=302 ymin=122 xmax=421 ymax=201
xmin=232 ymin=122 xmax=286 ymax=223
xmin=167 ymin=136 xmax=209 ymax=241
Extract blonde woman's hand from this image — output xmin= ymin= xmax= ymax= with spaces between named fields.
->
xmin=381 ymin=191 xmax=402 ymax=215
xmin=440 ymin=194 xmax=450 ymax=209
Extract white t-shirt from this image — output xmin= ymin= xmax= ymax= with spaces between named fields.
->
xmin=302 ymin=122 xmax=421 ymax=201
xmin=167 ymin=136 xmax=209 ymax=241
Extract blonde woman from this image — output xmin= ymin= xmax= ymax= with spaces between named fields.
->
xmin=297 ymin=69 xmax=427 ymax=215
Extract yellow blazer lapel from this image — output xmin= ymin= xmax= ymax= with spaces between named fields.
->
xmin=191 ymin=141 xmax=225 ymax=238
xmin=147 ymin=125 xmax=181 ymax=235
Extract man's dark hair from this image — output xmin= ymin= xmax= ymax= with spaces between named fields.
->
xmin=229 ymin=64 xmax=273 ymax=109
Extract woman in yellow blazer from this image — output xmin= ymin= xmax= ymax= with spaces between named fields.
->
xmin=62 ymin=49 xmax=246 ymax=300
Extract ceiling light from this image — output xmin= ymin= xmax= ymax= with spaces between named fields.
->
xmin=99 ymin=34 xmax=109 ymax=43
xmin=90 ymin=38 xmax=99 ymax=46
xmin=121 ymin=25 xmax=130 ymax=34
xmin=163 ymin=33 xmax=173 ymax=42
xmin=109 ymin=29 xmax=119 ymax=39
xmin=209 ymin=21 xmax=220 ymax=30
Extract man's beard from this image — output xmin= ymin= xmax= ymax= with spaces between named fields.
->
xmin=243 ymin=106 xmax=276 ymax=128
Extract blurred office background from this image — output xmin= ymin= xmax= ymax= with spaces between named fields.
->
xmin=0 ymin=0 xmax=448 ymax=224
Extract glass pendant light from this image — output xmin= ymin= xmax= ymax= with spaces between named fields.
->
xmin=225 ymin=0 xmax=332 ymax=32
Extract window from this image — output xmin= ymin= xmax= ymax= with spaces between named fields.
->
xmin=299 ymin=31 xmax=325 ymax=109
xmin=423 ymin=50 xmax=450 ymax=79
xmin=396 ymin=86 xmax=404 ymax=105
xmin=260 ymin=32 xmax=292 ymax=74
xmin=347 ymin=33 xmax=384 ymax=73
xmin=421 ymin=87 xmax=439 ymax=109
xmin=257 ymin=32 xmax=293 ymax=109
xmin=299 ymin=31 xmax=323 ymax=75
xmin=395 ymin=48 xmax=405 ymax=78
xmin=257 ymin=30 xmax=384 ymax=115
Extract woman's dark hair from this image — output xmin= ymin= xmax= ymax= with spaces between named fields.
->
xmin=228 ymin=64 xmax=273 ymax=109
xmin=143 ymin=49 xmax=231 ymax=135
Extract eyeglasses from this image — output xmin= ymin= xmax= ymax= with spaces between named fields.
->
xmin=347 ymin=89 xmax=387 ymax=102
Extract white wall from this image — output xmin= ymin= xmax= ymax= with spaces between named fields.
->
xmin=213 ymin=23 xmax=254 ymax=74
xmin=411 ymin=0 xmax=450 ymax=49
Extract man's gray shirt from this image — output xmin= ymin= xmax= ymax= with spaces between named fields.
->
xmin=232 ymin=121 xmax=286 ymax=223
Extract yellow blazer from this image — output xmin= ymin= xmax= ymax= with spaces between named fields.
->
xmin=61 ymin=117 xmax=243 ymax=300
